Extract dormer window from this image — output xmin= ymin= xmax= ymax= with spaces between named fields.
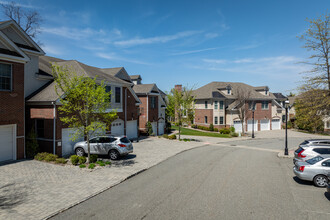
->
xmin=265 ymin=90 xmax=268 ymax=95
xmin=227 ymin=89 xmax=231 ymax=94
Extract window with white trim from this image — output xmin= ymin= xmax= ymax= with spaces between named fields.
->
xmin=215 ymin=116 xmax=218 ymax=124
xmin=220 ymin=101 xmax=224 ymax=109
xmin=0 ymin=63 xmax=12 ymax=91
xmin=205 ymin=101 xmax=208 ymax=109
xmin=220 ymin=116 xmax=224 ymax=125
xmin=214 ymin=101 xmax=218 ymax=109
xmin=261 ymin=101 xmax=268 ymax=109
xmin=115 ymin=87 xmax=121 ymax=103
xmin=205 ymin=116 xmax=208 ymax=124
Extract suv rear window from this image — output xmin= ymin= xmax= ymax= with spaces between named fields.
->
xmin=120 ymin=137 xmax=130 ymax=143
xmin=300 ymin=141 xmax=309 ymax=145
xmin=306 ymin=156 xmax=324 ymax=165
xmin=295 ymin=147 xmax=304 ymax=154
xmin=313 ymin=148 xmax=330 ymax=154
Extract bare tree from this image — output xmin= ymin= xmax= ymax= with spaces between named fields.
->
xmin=235 ymin=88 xmax=252 ymax=135
xmin=1 ymin=1 xmax=42 ymax=39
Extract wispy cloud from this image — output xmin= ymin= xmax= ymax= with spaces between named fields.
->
xmin=172 ymin=47 xmax=220 ymax=56
xmin=96 ymin=52 xmax=151 ymax=65
xmin=42 ymin=27 xmax=106 ymax=40
xmin=233 ymin=42 xmax=263 ymax=51
xmin=114 ymin=30 xmax=202 ymax=47
xmin=0 ymin=1 xmax=37 ymax=9
xmin=204 ymin=33 xmax=219 ymax=39
xmin=41 ymin=44 xmax=63 ymax=56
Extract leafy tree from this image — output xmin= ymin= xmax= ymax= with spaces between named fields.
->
xmin=234 ymin=88 xmax=252 ymax=135
xmin=165 ymin=92 xmax=175 ymax=122
xmin=26 ymin=127 xmax=39 ymax=158
xmin=52 ymin=64 xmax=117 ymax=163
xmin=146 ymin=121 xmax=153 ymax=136
xmin=169 ymin=86 xmax=195 ymax=140
xmin=1 ymin=1 xmax=42 ymax=39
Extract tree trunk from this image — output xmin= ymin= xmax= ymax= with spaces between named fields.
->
xmin=179 ymin=124 xmax=181 ymax=140
xmin=87 ymin=132 xmax=90 ymax=164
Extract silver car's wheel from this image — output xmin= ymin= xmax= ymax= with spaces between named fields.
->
xmin=313 ymin=175 xmax=328 ymax=187
xmin=109 ymin=150 xmax=119 ymax=160
xmin=75 ymin=147 xmax=85 ymax=157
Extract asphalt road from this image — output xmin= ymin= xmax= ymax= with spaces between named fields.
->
xmin=51 ymin=140 xmax=330 ymax=220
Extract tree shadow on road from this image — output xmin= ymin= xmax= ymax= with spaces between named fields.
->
xmin=292 ymin=176 xmax=314 ymax=186
xmin=98 ymin=154 xmax=136 ymax=167
xmin=0 ymin=183 xmax=27 ymax=210
xmin=324 ymin=192 xmax=330 ymax=201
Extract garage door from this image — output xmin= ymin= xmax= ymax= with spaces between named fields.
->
xmin=158 ymin=121 xmax=165 ymax=135
xmin=111 ymin=119 xmax=124 ymax=136
xmin=151 ymin=122 xmax=157 ymax=136
xmin=272 ymin=119 xmax=281 ymax=130
xmin=247 ymin=120 xmax=258 ymax=132
xmin=233 ymin=121 xmax=242 ymax=132
xmin=62 ymin=128 xmax=83 ymax=156
xmin=260 ymin=119 xmax=270 ymax=131
xmin=126 ymin=120 xmax=138 ymax=139
xmin=0 ymin=124 xmax=15 ymax=162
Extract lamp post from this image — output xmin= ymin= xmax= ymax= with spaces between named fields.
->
xmin=252 ymin=108 xmax=255 ymax=138
xmin=284 ymin=100 xmax=290 ymax=155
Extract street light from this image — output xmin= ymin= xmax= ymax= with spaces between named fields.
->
xmin=252 ymin=107 xmax=255 ymax=138
xmin=284 ymin=100 xmax=290 ymax=155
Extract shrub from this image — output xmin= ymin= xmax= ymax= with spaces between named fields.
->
xmin=96 ymin=160 xmax=103 ymax=165
xmin=88 ymin=163 xmax=96 ymax=169
xmin=231 ymin=132 xmax=239 ymax=137
xmin=55 ymin=158 xmax=67 ymax=164
xmin=44 ymin=153 xmax=58 ymax=162
xmin=168 ymin=134 xmax=176 ymax=140
xmin=220 ymin=128 xmax=230 ymax=134
xmin=99 ymin=162 xmax=105 ymax=166
xmin=105 ymin=161 xmax=111 ymax=165
xmin=26 ymin=128 xmax=39 ymax=158
xmin=146 ymin=121 xmax=153 ymax=136
xmin=34 ymin=152 xmax=49 ymax=161
xmin=230 ymin=126 xmax=235 ymax=133
xmin=78 ymin=156 xmax=86 ymax=164
xmin=90 ymin=155 xmax=98 ymax=163
xmin=191 ymin=124 xmax=197 ymax=129
xmin=209 ymin=124 xmax=214 ymax=131
xmin=70 ymin=155 xmax=79 ymax=166
xmin=162 ymin=134 xmax=169 ymax=139
xmin=79 ymin=164 xmax=86 ymax=168
xmin=214 ymin=128 xmax=219 ymax=132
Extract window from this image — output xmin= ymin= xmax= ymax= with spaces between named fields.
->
xmin=36 ymin=119 xmax=44 ymax=138
xmin=322 ymin=160 xmax=330 ymax=167
xmin=265 ymin=90 xmax=268 ymax=95
xmin=215 ymin=116 xmax=218 ymax=124
xmin=220 ymin=116 xmax=224 ymax=125
xmin=105 ymin=86 xmax=111 ymax=102
xmin=90 ymin=137 xmax=100 ymax=143
xmin=151 ymin=96 xmax=156 ymax=109
xmin=205 ymin=101 xmax=208 ymax=109
xmin=261 ymin=101 xmax=268 ymax=109
xmin=205 ymin=116 xmax=208 ymax=124
xmin=249 ymin=101 xmax=256 ymax=110
xmin=227 ymin=89 xmax=231 ymax=94
xmin=115 ymin=87 xmax=121 ymax=103
xmin=220 ymin=101 xmax=224 ymax=110
xmin=0 ymin=63 xmax=12 ymax=91
xmin=214 ymin=101 xmax=218 ymax=109
xmin=327 ymin=121 xmax=330 ymax=129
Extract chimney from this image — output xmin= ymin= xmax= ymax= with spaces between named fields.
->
xmin=174 ymin=84 xmax=182 ymax=92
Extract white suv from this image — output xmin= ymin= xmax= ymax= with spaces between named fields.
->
xmin=294 ymin=145 xmax=330 ymax=164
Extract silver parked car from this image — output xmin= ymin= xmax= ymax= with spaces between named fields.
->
xmin=74 ymin=136 xmax=133 ymax=160
xmin=293 ymin=145 xmax=330 ymax=164
xmin=293 ymin=156 xmax=330 ymax=187
xmin=298 ymin=139 xmax=330 ymax=148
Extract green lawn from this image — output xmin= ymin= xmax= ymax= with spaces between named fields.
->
xmin=171 ymin=126 xmax=231 ymax=138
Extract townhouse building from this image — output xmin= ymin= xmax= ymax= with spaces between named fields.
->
xmin=192 ymin=82 xmax=284 ymax=133
xmin=131 ymin=75 xmax=166 ymax=135
xmin=0 ymin=20 xmax=45 ymax=162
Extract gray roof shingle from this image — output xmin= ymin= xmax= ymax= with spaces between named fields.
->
xmin=133 ymin=84 xmax=157 ymax=94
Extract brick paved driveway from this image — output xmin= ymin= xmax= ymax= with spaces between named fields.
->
xmin=0 ymin=137 xmax=205 ymax=220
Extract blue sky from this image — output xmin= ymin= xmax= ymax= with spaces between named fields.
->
xmin=5 ymin=0 xmax=330 ymax=94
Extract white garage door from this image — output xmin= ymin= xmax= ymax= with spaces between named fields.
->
xmin=233 ymin=121 xmax=242 ymax=132
xmin=158 ymin=121 xmax=165 ymax=135
xmin=126 ymin=120 xmax=138 ymax=139
xmin=0 ymin=124 xmax=15 ymax=162
xmin=260 ymin=119 xmax=270 ymax=131
xmin=247 ymin=120 xmax=258 ymax=132
xmin=272 ymin=119 xmax=281 ymax=130
xmin=151 ymin=122 xmax=157 ymax=136
xmin=62 ymin=128 xmax=83 ymax=156
xmin=111 ymin=119 xmax=124 ymax=136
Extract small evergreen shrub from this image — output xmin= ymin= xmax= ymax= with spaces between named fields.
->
xmin=34 ymin=152 xmax=49 ymax=161
xmin=191 ymin=124 xmax=197 ymax=129
xmin=209 ymin=124 xmax=214 ymax=131
xmin=168 ymin=134 xmax=177 ymax=140
xmin=55 ymin=158 xmax=67 ymax=164
xmin=230 ymin=126 xmax=235 ymax=133
xmin=231 ymin=132 xmax=239 ymax=137
xmin=146 ymin=121 xmax=153 ymax=136
xmin=162 ymin=134 xmax=169 ymax=139
xmin=105 ymin=161 xmax=111 ymax=165
xmin=90 ymin=155 xmax=98 ymax=163
xmin=79 ymin=164 xmax=86 ymax=168
xmin=99 ymin=162 xmax=105 ymax=166
xmin=220 ymin=128 xmax=230 ymax=134
xmin=78 ymin=156 xmax=86 ymax=164
xmin=70 ymin=155 xmax=79 ymax=165
xmin=88 ymin=163 xmax=96 ymax=169
xmin=214 ymin=128 xmax=219 ymax=132
xmin=44 ymin=153 xmax=58 ymax=162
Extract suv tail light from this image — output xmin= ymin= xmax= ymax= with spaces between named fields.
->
xmin=298 ymin=150 xmax=306 ymax=158
xmin=118 ymin=144 xmax=126 ymax=148
xmin=299 ymin=166 xmax=305 ymax=172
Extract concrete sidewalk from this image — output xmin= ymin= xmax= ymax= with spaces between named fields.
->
xmin=0 ymin=137 xmax=205 ymax=220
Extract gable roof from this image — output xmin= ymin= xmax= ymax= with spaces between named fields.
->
xmin=272 ymin=92 xmax=287 ymax=100
xmin=133 ymin=84 xmax=158 ymax=94
xmin=193 ymin=82 xmax=273 ymax=100
xmin=101 ymin=67 xmax=132 ymax=83
xmin=130 ymin=75 xmax=142 ymax=80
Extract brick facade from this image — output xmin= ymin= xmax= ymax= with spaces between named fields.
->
xmin=195 ymin=109 xmax=213 ymax=126
xmin=137 ymin=95 xmax=159 ymax=132
xmin=244 ymin=101 xmax=272 ymax=131
xmin=0 ymin=60 xmax=25 ymax=159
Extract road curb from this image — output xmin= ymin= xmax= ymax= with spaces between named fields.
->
xmin=277 ymin=151 xmax=294 ymax=158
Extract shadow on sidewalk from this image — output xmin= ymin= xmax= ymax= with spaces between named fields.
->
xmin=0 ymin=183 xmax=28 ymax=210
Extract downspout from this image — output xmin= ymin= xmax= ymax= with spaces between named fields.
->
xmin=124 ymin=87 xmax=127 ymax=136
xmin=146 ymin=94 xmax=149 ymax=122
xmin=53 ymin=101 xmax=56 ymax=155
